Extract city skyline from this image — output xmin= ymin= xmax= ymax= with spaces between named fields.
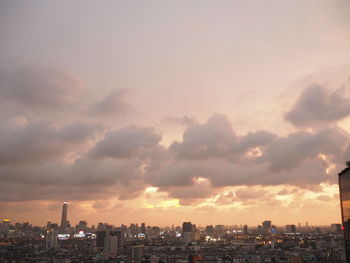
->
xmin=1 ymin=1 xmax=350 ymax=226
xmin=1 ymin=201 xmax=342 ymax=228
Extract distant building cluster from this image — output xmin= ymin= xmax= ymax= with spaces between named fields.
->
xmin=0 ymin=203 xmax=346 ymax=262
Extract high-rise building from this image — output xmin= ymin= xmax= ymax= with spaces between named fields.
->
xmin=339 ymin=165 xmax=350 ymax=262
xmin=129 ymin=223 xmax=137 ymax=235
xmin=110 ymin=230 xmax=123 ymax=249
xmin=2 ymin=219 xmax=10 ymax=235
xmin=47 ymin=221 xmax=58 ymax=231
xmin=23 ymin=222 xmax=29 ymax=235
xmin=76 ymin=220 xmax=88 ymax=232
xmin=140 ymin=223 xmax=146 ymax=234
xmin=182 ymin=222 xmax=193 ymax=233
xmin=104 ymin=236 xmax=118 ymax=258
xmin=46 ymin=229 xmax=58 ymax=249
xmin=206 ymin=225 xmax=214 ymax=234
xmin=331 ymin=224 xmax=342 ymax=234
xmin=96 ymin=231 xmax=107 ymax=248
xmin=131 ymin=245 xmax=144 ymax=261
xmin=285 ymin=224 xmax=296 ymax=233
xmin=243 ymin=225 xmax=248 ymax=235
xmin=262 ymin=220 xmax=271 ymax=234
xmin=60 ymin=202 xmax=68 ymax=232
xmin=150 ymin=226 xmax=160 ymax=236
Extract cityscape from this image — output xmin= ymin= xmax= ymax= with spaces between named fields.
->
xmin=4 ymin=161 xmax=350 ymax=263
xmin=2 ymin=0 xmax=350 ymax=262
xmin=0 ymin=199 xmax=347 ymax=262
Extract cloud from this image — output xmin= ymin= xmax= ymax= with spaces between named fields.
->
xmin=163 ymin=179 xmax=217 ymax=204
xmin=170 ymin=114 xmax=237 ymax=159
xmin=0 ymin=61 xmax=130 ymax=122
xmin=149 ymin=115 xmax=346 ymax=196
xmin=93 ymin=200 xmax=111 ymax=210
xmin=90 ymin=89 xmax=129 ymax=117
xmin=316 ymin=195 xmax=333 ymax=202
xmin=89 ymin=125 xmax=162 ymax=159
xmin=277 ymin=189 xmax=290 ymax=195
xmin=285 ymin=84 xmax=350 ymax=127
xmin=0 ymin=113 xmax=346 ymax=204
xmin=0 ymin=158 xmax=146 ymax=202
xmin=0 ymin=120 xmax=99 ymax=165
xmin=169 ymin=114 xmax=277 ymax=161
xmin=215 ymin=192 xmax=235 ymax=205
xmin=162 ymin=115 xmax=197 ymax=127
xmin=235 ymin=188 xmax=267 ymax=200
xmin=261 ymin=127 xmax=349 ymax=172
xmin=0 ymin=62 xmax=84 ymax=115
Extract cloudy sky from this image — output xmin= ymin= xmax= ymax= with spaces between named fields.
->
xmin=1 ymin=0 xmax=350 ymax=227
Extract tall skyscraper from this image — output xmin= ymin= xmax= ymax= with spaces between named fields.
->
xmin=339 ymin=165 xmax=350 ymax=262
xmin=60 ymin=202 xmax=68 ymax=232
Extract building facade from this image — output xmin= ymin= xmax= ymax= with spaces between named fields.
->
xmin=338 ymin=165 xmax=350 ymax=262
xmin=60 ymin=202 xmax=68 ymax=232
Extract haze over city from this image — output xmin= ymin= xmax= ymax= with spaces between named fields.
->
xmin=1 ymin=0 xmax=350 ymax=227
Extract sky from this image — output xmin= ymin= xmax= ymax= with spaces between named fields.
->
xmin=1 ymin=0 xmax=350 ymax=227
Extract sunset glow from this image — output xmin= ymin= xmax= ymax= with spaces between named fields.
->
xmin=1 ymin=0 xmax=350 ymax=228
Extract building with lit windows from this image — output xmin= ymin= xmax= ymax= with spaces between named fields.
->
xmin=46 ymin=229 xmax=58 ymax=249
xmin=338 ymin=165 xmax=350 ymax=262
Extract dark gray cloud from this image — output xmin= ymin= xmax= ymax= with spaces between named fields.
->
xmin=285 ymin=85 xmax=350 ymax=127
xmin=0 ymin=181 xmax=121 ymax=202
xmin=148 ymin=115 xmax=346 ymax=194
xmin=237 ymin=130 xmax=276 ymax=152
xmin=261 ymin=127 xmax=348 ymax=172
xmin=0 ymin=158 xmax=146 ymax=202
xmin=0 ymin=113 xmax=346 ymax=203
xmin=170 ymin=114 xmax=277 ymax=160
xmin=0 ymin=120 xmax=99 ymax=165
xmin=169 ymin=114 xmax=237 ymax=159
xmin=89 ymin=125 xmax=161 ymax=159
xmin=0 ymin=124 xmax=160 ymax=201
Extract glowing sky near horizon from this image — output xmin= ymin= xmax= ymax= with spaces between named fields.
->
xmin=1 ymin=0 xmax=350 ymax=227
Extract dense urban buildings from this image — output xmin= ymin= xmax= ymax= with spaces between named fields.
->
xmin=0 ymin=203 xmax=346 ymax=262
xmin=0 ymin=167 xmax=348 ymax=262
